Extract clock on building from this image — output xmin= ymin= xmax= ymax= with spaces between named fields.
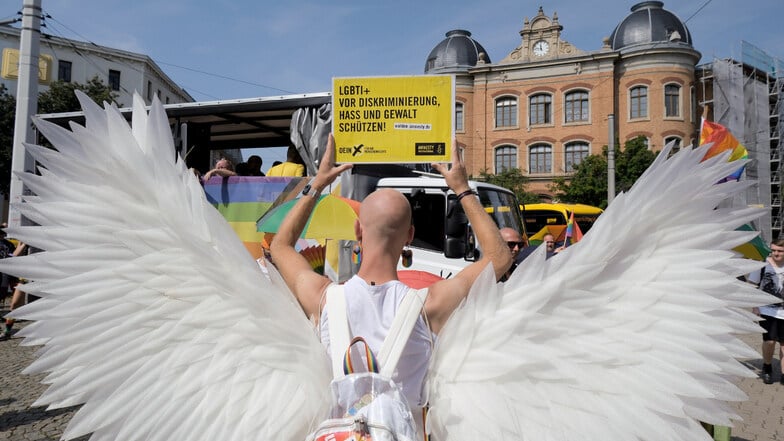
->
xmin=533 ymin=40 xmax=550 ymax=56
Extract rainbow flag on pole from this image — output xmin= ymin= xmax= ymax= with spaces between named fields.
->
xmin=563 ymin=211 xmax=583 ymax=247
xmin=699 ymin=118 xmax=748 ymax=182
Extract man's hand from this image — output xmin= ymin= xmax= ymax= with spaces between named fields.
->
xmin=431 ymin=141 xmax=470 ymax=194
xmin=312 ymin=134 xmax=353 ymax=191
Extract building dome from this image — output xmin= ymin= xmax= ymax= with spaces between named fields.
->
xmin=425 ymin=29 xmax=491 ymax=74
xmin=609 ymin=1 xmax=692 ymax=50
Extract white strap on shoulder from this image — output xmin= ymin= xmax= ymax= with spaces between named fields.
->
xmin=326 ymin=284 xmax=350 ymax=379
xmin=378 ymin=288 xmax=429 ymax=378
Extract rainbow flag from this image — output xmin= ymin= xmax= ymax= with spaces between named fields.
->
xmin=699 ymin=120 xmax=769 ymax=262
xmin=699 ymin=118 xmax=748 ymax=182
xmin=203 ymin=176 xmax=306 ymax=259
xmin=563 ymin=211 xmax=583 ymax=247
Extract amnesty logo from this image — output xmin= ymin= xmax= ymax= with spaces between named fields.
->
xmin=415 ymin=143 xmax=445 ymax=156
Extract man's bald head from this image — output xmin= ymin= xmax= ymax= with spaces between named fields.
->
xmin=358 ymin=189 xmax=412 ymax=245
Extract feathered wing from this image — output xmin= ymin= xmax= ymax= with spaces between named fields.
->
xmin=427 ymin=143 xmax=777 ymax=441
xmin=0 ymin=92 xmax=332 ymax=441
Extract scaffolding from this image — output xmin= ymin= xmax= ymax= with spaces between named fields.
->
xmin=698 ymin=41 xmax=783 ymax=243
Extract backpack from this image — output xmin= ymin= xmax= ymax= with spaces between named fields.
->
xmin=307 ymin=284 xmax=428 ymax=441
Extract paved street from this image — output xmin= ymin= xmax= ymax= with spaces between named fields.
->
xmin=1 ymin=311 xmax=783 ymax=440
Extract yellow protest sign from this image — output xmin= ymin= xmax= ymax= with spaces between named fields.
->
xmin=332 ymin=75 xmax=454 ymax=164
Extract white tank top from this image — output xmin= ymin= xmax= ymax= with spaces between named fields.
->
xmin=319 ymin=275 xmax=434 ymax=407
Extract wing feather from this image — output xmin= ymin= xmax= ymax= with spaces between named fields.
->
xmin=427 ymin=142 xmax=775 ymax=440
xmin=1 ymin=92 xmax=331 ymax=441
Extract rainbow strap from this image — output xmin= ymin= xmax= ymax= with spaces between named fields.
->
xmin=343 ymin=336 xmax=379 ymax=374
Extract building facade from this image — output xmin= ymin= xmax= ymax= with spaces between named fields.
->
xmin=697 ymin=47 xmax=784 ymax=242
xmin=0 ymin=25 xmax=192 ymax=107
xmin=425 ymin=2 xmax=700 ymax=199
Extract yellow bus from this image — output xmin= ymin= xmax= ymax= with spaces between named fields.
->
xmin=521 ymin=203 xmax=604 ymax=239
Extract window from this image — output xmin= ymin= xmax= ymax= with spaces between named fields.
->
xmin=529 ymin=94 xmax=552 ymax=125
xmin=410 ymin=193 xmax=446 ymax=252
xmin=664 ymin=136 xmax=682 ymax=153
xmin=495 ymin=97 xmax=517 ymax=128
xmin=564 ymin=142 xmax=590 ymax=172
xmin=690 ymin=86 xmax=697 ymax=123
xmin=495 ymin=145 xmax=517 ymax=173
xmin=664 ymin=84 xmax=680 ymax=117
xmin=57 ymin=60 xmax=72 ymax=82
xmin=529 ymin=144 xmax=552 ymax=174
xmin=455 ymin=102 xmax=464 ymax=132
xmin=564 ymin=90 xmax=589 ymax=123
xmin=629 ymin=86 xmax=648 ymax=119
xmin=147 ymin=80 xmax=152 ymax=101
xmin=108 ymin=69 xmax=121 ymax=91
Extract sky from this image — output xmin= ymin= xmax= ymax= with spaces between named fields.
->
xmin=2 ymin=0 xmax=784 ymax=165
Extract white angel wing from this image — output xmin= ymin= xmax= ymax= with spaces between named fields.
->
xmin=427 ymin=143 xmax=776 ymax=441
xmin=0 ymin=92 xmax=332 ymax=441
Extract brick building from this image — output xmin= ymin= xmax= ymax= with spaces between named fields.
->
xmin=425 ymin=1 xmax=700 ymax=199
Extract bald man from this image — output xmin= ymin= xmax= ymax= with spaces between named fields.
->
xmin=270 ymin=135 xmax=511 ymax=434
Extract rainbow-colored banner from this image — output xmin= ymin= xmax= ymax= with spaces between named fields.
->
xmin=203 ymin=176 xmax=306 ymax=259
xmin=699 ymin=118 xmax=748 ymax=182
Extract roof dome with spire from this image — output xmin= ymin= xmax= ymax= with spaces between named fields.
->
xmin=609 ymin=1 xmax=693 ymax=51
xmin=424 ymin=29 xmax=490 ymax=74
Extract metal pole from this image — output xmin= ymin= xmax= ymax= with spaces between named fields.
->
xmin=607 ymin=114 xmax=615 ymax=205
xmin=8 ymin=0 xmax=42 ymax=227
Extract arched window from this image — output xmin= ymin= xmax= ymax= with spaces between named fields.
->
xmin=495 ymin=145 xmax=517 ymax=173
xmin=564 ymin=142 xmax=590 ymax=172
xmin=564 ymin=90 xmax=589 ymax=123
xmin=664 ymin=84 xmax=681 ymax=118
xmin=629 ymin=86 xmax=648 ymax=119
xmin=495 ymin=97 xmax=517 ymax=128
xmin=664 ymin=136 xmax=682 ymax=153
xmin=529 ymin=93 xmax=552 ymax=125
xmin=528 ymin=144 xmax=552 ymax=174
xmin=455 ymin=102 xmax=464 ymax=132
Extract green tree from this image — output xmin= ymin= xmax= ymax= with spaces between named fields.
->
xmin=551 ymin=136 xmax=657 ymax=208
xmin=0 ymin=84 xmax=16 ymax=195
xmin=474 ymin=167 xmax=541 ymax=204
xmin=0 ymin=77 xmax=118 ymax=196
xmin=38 ymin=76 xmax=118 ymax=114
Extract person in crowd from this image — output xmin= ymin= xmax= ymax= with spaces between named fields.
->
xmin=0 ymin=224 xmax=18 ymax=300
xmin=270 ymin=135 xmax=511 ymax=431
xmin=246 ymin=155 xmax=265 ymax=176
xmin=235 ymin=162 xmax=251 ymax=176
xmin=1 ymin=235 xmax=27 ymax=341
xmin=203 ymin=158 xmax=237 ymax=180
xmin=500 ymin=227 xmax=525 ymax=281
xmin=748 ymin=238 xmax=784 ymax=384
xmin=267 ymin=145 xmax=306 ymax=177
xmin=543 ymin=233 xmax=558 ymax=259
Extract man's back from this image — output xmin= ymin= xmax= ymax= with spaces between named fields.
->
xmin=319 ymin=275 xmax=433 ymax=408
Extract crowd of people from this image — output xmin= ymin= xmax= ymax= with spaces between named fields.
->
xmin=198 ymin=145 xmax=307 ymax=181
